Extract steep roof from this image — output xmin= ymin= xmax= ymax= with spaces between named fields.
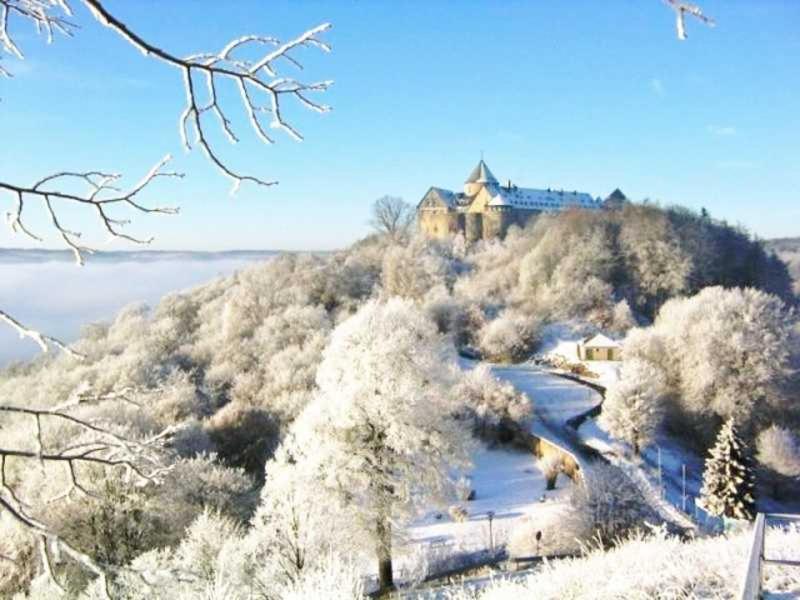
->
xmin=465 ymin=160 xmax=498 ymax=185
xmin=417 ymin=186 xmax=460 ymax=209
xmin=581 ymin=333 xmax=621 ymax=348
xmin=487 ymin=186 xmax=600 ymax=211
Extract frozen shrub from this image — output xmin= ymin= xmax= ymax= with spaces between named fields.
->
xmin=448 ymin=505 xmax=469 ymax=522
xmin=569 ymin=464 xmax=656 ymax=546
xmin=610 ymin=299 xmax=637 ymax=334
xmin=757 ymin=425 xmax=800 ymax=477
xmin=381 ymin=236 xmax=451 ymax=300
xmin=448 ymin=525 xmax=800 ymax=599
xmin=507 ymin=508 xmax=583 ymax=558
xmin=205 ymin=403 xmax=282 ymax=476
xmin=456 ymin=364 xmax=532 ymax=442
xmin=454 ymin=475 xmax=474 ymax=501
xmin=274 ymin=552 xmax=366 ymax=600
xmin=478 ymin=310 xmax=540 ymax=362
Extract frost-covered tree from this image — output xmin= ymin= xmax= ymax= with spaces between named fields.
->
xmin=259 ymin=299 xmax=471 ymax=592
xmin=621 ymin=286 xmax=798 ymax=440
xmin=700 ymin=419 xmax=756 ymax=521
xmin=601 ymin=359 xmax=667 ymax=454
xmin=381 ymin=235 xmax=454 ymax=300
xmin=477 ymin=310 xmax=540 ymax=363
xmin=756 ymin=425 xmax=800 ymax=478
xmin=568 ymin=464 xmax=656 ymax=545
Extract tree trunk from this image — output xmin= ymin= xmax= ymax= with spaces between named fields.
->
xmin=376 ymin=515 xmax=394 ymax=592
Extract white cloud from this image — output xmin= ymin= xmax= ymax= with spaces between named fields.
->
xmin=650 ymin=78 xmax=665 ymax=96
xmin=707 ymin=125 xmax=737 ymax=136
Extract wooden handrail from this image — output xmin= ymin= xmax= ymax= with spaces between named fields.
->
xmin=740 ymin=512 xmax=800 ymax=600
xmin=740 ymin=513 xmax=766 ymax=600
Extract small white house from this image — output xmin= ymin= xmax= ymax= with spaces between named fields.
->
xmin=577 ymin=333 xmax=622 ymax=362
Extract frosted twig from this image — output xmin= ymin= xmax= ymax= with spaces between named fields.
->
xmin=1 ymin=155 xmax=182 ymax=265
xmin=0 ymin=0 xmax=76 ymax=64
xmin=663 ymin=0 xmax=715 ymax=40
xmin=0 ymin=309 xmax=84 ymax=358
xmin=81 ymin=0 xmax=332 ymax=193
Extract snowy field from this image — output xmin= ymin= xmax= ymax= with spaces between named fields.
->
xmin=406 ymin=445 xmax=571 ymax=554
xmin=0 ymin=250 xmax=277 ymax=366
xmin=391 ymin=364 xmax=598 ymax=584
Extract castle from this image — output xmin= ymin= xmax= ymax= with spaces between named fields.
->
xmin=417 ymin=160 xmax=603 ymax=242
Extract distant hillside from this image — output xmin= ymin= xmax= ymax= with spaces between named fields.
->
xmin=766 ymin=238 xmax=800 ymax=293
xmin=0 ymin=248 xmax=283 ymax=264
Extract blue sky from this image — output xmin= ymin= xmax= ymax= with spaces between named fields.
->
xmin=1 ymin=0 xmax=798 ymax=251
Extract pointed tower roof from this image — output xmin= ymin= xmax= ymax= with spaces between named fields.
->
xmin=465 ymin=160 xmax=498 ymax=185
xmin=607 ymin=188 xmax=627 ymax=202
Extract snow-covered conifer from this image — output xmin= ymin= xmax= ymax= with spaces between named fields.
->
xmin=699 ymin=419 xmax=756 ymax=520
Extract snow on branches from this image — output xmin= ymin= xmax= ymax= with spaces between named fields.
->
xmin=600 ymin=359 xmax=667 ymax=455
xmin=257 ymin=299 xmax=472 ymax=592
xmin=699 ymin=419 xmax=756 ymax=521
xmin=0 ymin=1 xmax=75 ymax=63
xmin=0 ymin=309 xmax=83 ymax=358
xmin=1 ymin=156 xmax=182 ymax=266
xmin=0 ymin=385 xmax=176 ymax=597
xmin=81 ymin=0 xmax=332 ymax=193
xmin=1 ymin=1 xmax=333 ymax=193
xmin=663 ymin=0 xmax=715 ymax=40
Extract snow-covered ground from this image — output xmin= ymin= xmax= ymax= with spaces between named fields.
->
xmin=397 ymin=364 xmax=592 ymax=579
xmin=406 ymin=445 xmax=571 ymax=554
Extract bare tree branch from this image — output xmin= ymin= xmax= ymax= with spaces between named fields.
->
xmin=370 ymin=196 xmax=415 ymax=240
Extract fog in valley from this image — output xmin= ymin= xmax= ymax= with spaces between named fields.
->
xmin=0 ymin=251 xmax=276 ymax=366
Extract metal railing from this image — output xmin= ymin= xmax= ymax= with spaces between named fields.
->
xmin=739 ymin=512 xmax=800 ymax=600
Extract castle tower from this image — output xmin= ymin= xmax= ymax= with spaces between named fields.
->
xmin=464 ymin=159 xmax=498 ymax=197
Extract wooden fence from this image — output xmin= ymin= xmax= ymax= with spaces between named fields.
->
xmin=739 ymin=512 xmax=800 ymax=600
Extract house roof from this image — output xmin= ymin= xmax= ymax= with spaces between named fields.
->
xmin=417 ymin=186 xmax=459 ymax=209
xmin=465 ymin=160 xmax=498 ymax=185
xmin=581 ymin=333 xmax=622 ymax=348
xmin=487 ymin=186 xmax=600 ymax=211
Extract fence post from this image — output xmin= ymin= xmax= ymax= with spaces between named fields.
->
xmin=657 ymin=446 xmax=663 ymax=498
xmin=682 ymin=464 xmax=687 ymax=513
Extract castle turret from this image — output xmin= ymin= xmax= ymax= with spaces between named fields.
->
xmin=464 ymin=159 xmax=498 ymax=197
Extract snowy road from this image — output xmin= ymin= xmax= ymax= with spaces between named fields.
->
xmin=489 ymin=364 xmax=602 ymax=426
xmin=401 ymin=364 xmax=594 ymax=577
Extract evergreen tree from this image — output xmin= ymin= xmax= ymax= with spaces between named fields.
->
xmin=699 ymin=419 xmax=756 ymax=520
